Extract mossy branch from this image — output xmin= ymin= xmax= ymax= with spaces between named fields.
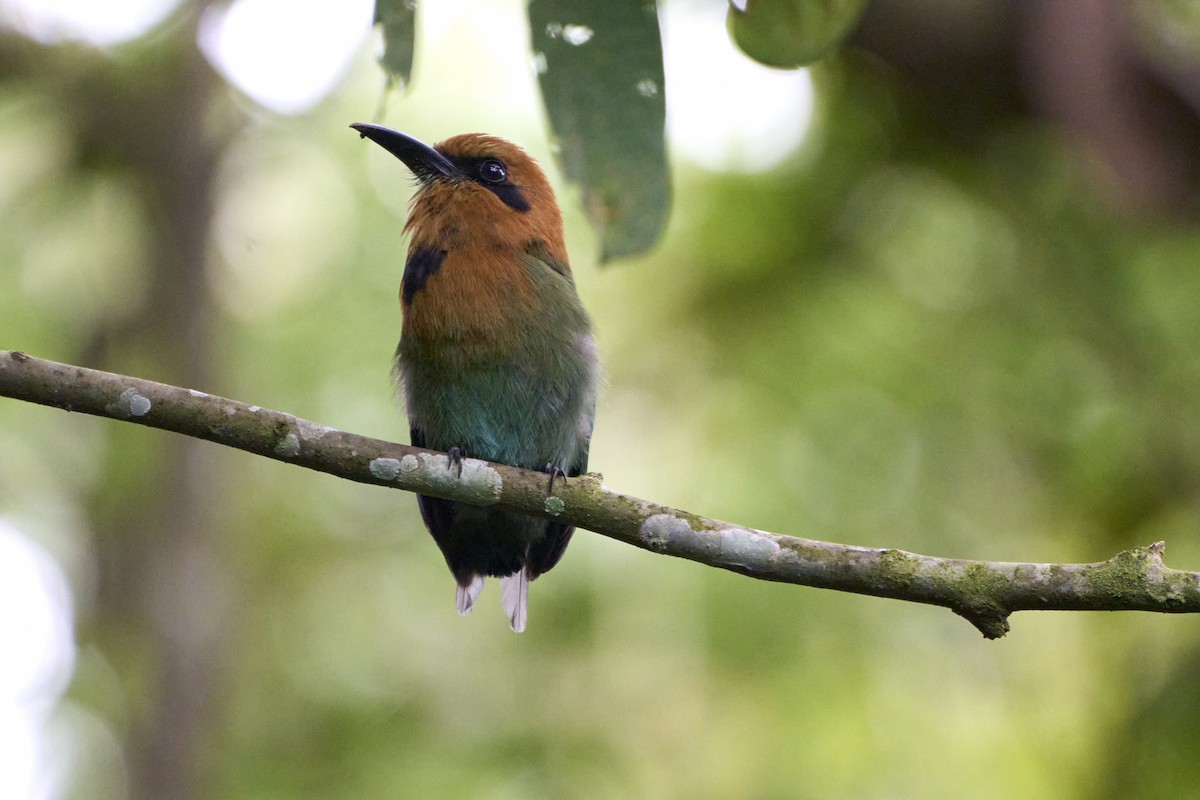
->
xmin=3 ymin=349 xmax=1198 ymax=639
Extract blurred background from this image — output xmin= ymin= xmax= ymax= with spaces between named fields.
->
xmin=3 ymin=0 xmax=1200 ymax=797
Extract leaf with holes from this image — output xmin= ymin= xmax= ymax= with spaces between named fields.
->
xmin=529 ymin=0 xmax=670 ymax=263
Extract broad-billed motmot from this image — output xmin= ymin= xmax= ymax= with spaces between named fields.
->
xmin=352 ymin=123 xmax=599 ymax=632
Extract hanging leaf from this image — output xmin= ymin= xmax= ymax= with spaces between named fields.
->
xmin=375 ymin=0 xmax=417 ymax=91
xmin=727 ymin=0 xmax=868 ymax=68
xmin=529 ymin=0 xmax=670 ymax=263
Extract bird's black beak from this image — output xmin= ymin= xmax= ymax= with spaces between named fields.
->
xmin=350 ymin=123 xmax=463 ymax=183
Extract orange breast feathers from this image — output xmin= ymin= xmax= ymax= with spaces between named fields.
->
xmin=398 ymin=134 xmax=573 ymax=348
xmin=401 ymin=245 xmax=542 ymax=346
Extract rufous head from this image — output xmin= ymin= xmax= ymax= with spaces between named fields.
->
xmin=351 ymin=124 xmax=566 ymax=262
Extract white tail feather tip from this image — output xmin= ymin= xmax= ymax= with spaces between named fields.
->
xmin=456 ymin=575 xmax=484 ymax=616
xmin=499 ymin=569 xmax=529 ymax=633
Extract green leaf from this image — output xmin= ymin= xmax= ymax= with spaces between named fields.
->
xmin=727 ymin=0 xmax=868 ymax=68
xmin=529 ymin=0 xmax=670 ymax=263
xmin=374 ymin=0 xmax=417 ymax=91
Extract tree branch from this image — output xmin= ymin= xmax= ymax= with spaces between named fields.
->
xmin=3 ymin=348 xmax=1198 ymax=639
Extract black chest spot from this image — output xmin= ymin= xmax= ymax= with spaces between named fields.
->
xmin=403 ymin=246 xmax=447 ymax=306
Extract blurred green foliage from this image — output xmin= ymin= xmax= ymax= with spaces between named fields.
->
xmin=374 ymin=0 xmax=416 ymax=91
xmin=2 ymin=2 xmax=1200 ymax=799
xmin=728 ymin=0 xmax=869 ymax=67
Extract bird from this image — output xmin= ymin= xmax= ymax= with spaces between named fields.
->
xmin=351 ymin=122 xmax=598 ymax=632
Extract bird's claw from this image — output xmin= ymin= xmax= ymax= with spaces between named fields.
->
xmin=544 ymin=462 xmax=567 ymax=495
xmin=448 ymin=446 xmax=464 ymax=478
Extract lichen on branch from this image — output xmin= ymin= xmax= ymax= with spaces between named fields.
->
xmin=3 ymin=348 xmax=1199 ymax=639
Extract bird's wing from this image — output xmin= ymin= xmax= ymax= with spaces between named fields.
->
xmin=525 ymin=422 xmax=590 ymax=580
xmin=519 ymin=241 xmax=594 ymax=579
xmin=523 ymin=239 xmax=572 ymax=279
xmin=410 ymin=426 xmax=467 ymax=582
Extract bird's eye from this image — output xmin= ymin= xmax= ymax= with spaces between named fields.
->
xmin=479 ymin=159 xmax=507 ymax=183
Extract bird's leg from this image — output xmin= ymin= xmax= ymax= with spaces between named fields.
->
xmin=448 ymin=446 xmax=464 ymax=478
xmin=544 ymin=462 xmax=568 ymax=495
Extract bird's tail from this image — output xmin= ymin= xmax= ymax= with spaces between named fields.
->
xmin=500 ymin=567 xmax=529 ymax=633
xmin=456 ymin=575 xmax=484 ymax=615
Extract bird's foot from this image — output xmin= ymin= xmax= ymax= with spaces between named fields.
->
xmin=448 ymin=446 xmax=464 ymax=478
xmin=543 ymin=462 xmax=568 ymax=495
